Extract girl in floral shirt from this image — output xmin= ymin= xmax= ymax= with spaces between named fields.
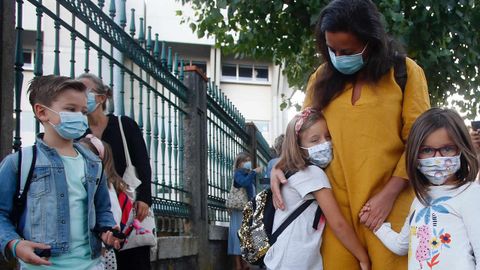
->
xmin=361 ymin=108 xmax=480 ymax=269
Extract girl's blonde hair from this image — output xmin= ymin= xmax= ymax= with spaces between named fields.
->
xmin=406 ymin=108 xmax=479 ymax=205
xmin=275 ymin=109 xmax=326 ymax=173
xmin=233 ymin=151 xmax=252 ymax=170
xmin=80 ymin=137 xmax=127 ymax=193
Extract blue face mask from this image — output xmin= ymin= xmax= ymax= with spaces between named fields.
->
xmin=328 ymin=44 xmax=367 ymax=75
xmin=44 ymin=106 xmax=88 ymax=140
xmin=243 ymin=161 xmax=252 ymax=170
xmin=87 ymin=91 xmax=102 ymax=114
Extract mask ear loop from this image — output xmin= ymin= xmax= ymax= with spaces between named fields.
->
xmin=86 ymin=134 xmax=105 ymax=160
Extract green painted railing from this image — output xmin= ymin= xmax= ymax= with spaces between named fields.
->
xmin=206 ymin=80 xmax=250 ymax=222
xmin=205 ymin=81 xmax=273 ymax=222
xmin=13 ymin=0 xmax=272 ymax=227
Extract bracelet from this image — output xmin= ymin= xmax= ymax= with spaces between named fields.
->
xmin=11 ymin=239 xmax=21 ymax=258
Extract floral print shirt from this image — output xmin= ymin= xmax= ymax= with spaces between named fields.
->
xmin=375 ymin=182 xmax=480 ymax=270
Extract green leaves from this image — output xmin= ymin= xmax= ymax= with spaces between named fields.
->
xmin=179 ymin=0 xmax=480 ymax=116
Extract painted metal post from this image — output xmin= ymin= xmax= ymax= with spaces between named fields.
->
xmin=13 ymin=0 xmax=24 ymax=152
xmin=129 ymin=8 xmax=135 ymax=120
xmin=97 ymin=0 xmax=104 ymax=78
xmin=137 ymin=17 xmax=145 ymax=131
xmin=245 ymin=122 xmax=259 ymax=168
xmin=34 ymin=0 xmax=43 ymax=134
xmin=69 ymin=17 xmax=76 ymax=78
xmin=53 ymin=2 xmax=60 ymax=75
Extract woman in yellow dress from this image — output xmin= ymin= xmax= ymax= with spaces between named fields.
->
xmin=271 ymin=0 xmax=430 ymax=269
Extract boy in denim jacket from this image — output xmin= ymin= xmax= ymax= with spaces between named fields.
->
xmin=0 ymin=75 xmax=122 ymax=269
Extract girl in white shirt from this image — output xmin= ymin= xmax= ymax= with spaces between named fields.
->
xmin=361 ymin=108 xmax=480 ymax=270
xmin=81 ymin=135 xmax=127 ymax=270
xmin=264 ymin=107 xmax=370 ymax=270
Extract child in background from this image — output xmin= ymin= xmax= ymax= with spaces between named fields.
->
xmin=0 ymin=75 xmax=121 ymax=270
xmin=80 ymin=135 xmax=127 ymax=270
xmin=362 ymin=108 xmax=480 ymax=269
xmin=263 ymin=134 xmax=285 ymax=190
xmin=264 ymin=108 xmax=370 ymax=270
xmin=228 ymin=152 xmax=262 ymax=270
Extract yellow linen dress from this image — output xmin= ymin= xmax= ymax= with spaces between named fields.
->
xmin=303 ymin=58 xmax=430 ymax=270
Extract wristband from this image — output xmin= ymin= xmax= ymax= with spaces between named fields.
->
xmin=11 ymin=239 xmax=21 ymax=258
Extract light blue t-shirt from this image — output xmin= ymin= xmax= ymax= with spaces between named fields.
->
xmin=22 ymin=151 xmax=100 ymax=270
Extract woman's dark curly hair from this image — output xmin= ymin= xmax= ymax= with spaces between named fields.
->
xmin=312 ymin=0 xmax=405 ymax=110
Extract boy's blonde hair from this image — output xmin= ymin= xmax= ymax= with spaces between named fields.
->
xmin=27 ymin=75 xmax=86 ymax=112
xmin=79 ymin=138 xmax=127 ymax=193
xmin=275 ymin=109 xmax=325 ymax=173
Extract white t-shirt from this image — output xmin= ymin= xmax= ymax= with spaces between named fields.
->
xmin=264 ymin=165 xmax=331 ymax=270
xmin=375 ymin=182 xmax=480 ymax=270
xmin=108 ymin=184 xmax=122 ymax=226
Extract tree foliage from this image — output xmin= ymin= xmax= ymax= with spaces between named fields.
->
xmin=178 ymin=0 xmax=480 ymax=117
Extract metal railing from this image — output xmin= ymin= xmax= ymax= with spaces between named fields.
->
xmin=12 ymin=0 xmax=272 ymax=229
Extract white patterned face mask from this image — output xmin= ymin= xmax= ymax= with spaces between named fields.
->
xmin=302 ymin=141 xmax=333 ymax=168
xmin=417 ymin=155 xmax=461 ymax=185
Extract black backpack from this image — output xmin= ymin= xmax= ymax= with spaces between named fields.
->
xmin=238 ymin=171 xmax=323 ymax=265
xmin=11 ymin=146 xmax=37 ymax=228
xmin=393 ymin=54 xmax=407 ymax=93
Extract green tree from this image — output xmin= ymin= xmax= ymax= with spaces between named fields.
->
xmin=179 ymin=0 xmax=480 ymax=117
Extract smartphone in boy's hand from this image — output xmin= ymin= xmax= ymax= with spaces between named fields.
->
xmin=34 ymin=248 xmax=51 ymax=258
xmin=95 ymin=227 xmax=126 ymax=239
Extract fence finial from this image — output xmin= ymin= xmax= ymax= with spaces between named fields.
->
xmin=167 ymin=47 xmax=173 ymax=71
xmin=146 ymin=26 xmax=152 ymax=52
xmin=138 ymin=17 xmax=145 ymax=45
xmin=119 ymin=0 xmax=126 ymax=28
xmin=173 ymin=53 xmax=179 ymax=76
xmin=161 ymin=41 xmax=167 ymax=67
xmin=179 ymin=59 xmax=185 ymax=80
xmin=109 ymin=0 xmax=116 ymax=18
xmin=154 ymin=34 xmax=160 ymax=61
xmin=129 ymin=9 xmax=136 ymax=37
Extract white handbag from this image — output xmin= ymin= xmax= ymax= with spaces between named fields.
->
xmin=121 ymin=204 xmax=157 ymax=250
xmin=117 ymin=116 xmax=157 ymax=250
xmin=118 ymin=116 xmax=142 ymax=201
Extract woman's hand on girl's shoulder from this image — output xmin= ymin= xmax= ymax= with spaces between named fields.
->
xmin=10 ymin=240 xmax=52 ymax=266
xmin=270 ymin=167 xmax=288 ymax=210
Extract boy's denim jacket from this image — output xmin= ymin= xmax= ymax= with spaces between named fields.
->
xmin=0 ymin=136 xmax=116 ymax=259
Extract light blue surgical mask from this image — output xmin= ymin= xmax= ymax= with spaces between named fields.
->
xmin=87 ymin=91 xmax=103 ymax=113
xmin=243 ymin=161 xmax=252 ymax=170
xmin=328 ymin=44 xmax=367 ymax=75
xmin=44 ymin=106 xmax=88 ymax=140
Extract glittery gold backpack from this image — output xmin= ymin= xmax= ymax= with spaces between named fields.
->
xmin=238 ymin=171 xmax=323 ymax=265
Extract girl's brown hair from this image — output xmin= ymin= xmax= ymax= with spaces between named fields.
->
xmin=406 ymin=108 xmax=479 ymax=205
xmin=275 ymin=110 xmax=326 ymax=173
xmin=233 ymin=152 xmax=252 ymax=170
xmin=80 ymin=138 xmax=127 ymax=193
